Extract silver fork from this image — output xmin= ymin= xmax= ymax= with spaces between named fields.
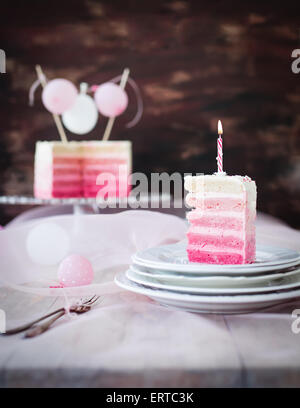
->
xmin=2 ymin=295 xmax=100 ymax=336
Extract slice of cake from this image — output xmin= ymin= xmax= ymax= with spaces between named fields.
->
xmin=185 ymin=174 xmax=257 ymax=264
xmin=34 ymin=141 xmax=132 ymax=199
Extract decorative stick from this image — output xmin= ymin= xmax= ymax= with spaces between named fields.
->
xmin=35 ymin=65 xmax=68 ymax=144
xmin=102 ymin=68 xmax=130 ymax=141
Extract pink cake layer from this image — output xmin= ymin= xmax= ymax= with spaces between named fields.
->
xmin=83 ymin=176 xmax=130 ymax=184
xmin=52 ymin=176 xmax=82 ymax=184
xmin=51 ymin=185 xmax=82 ymax=192
xmin=83 ymin=184 xmax=130 ymax=192
xmin=187 ymin=233 xmax=244 ymax=249
xmin=36 ymin=161 xmax=130 ymax=198
xmin=83 ymin=167 xmax=129 ymax=174
xmin=83 ymin=180 xmax=131 ymax=189
xmin=83 ymin=185 xmax=130 ymax=193
xmin=83 ymin=168 xmax=129 ymax=176
xmin=83 ymin=158 xmax=128 ymax=165
xmin=83 ymin=172 xmax=129 ymax=180
xmin=52 ymin=163 xmax=81 ymax=172
xmin=41 ymin=182 xmax=131 ymax=198
xmin=187 ymin=249 xmax=245 ymax=264
xmin=83 ymin=185 xmax=131 ymax=198
xmin=53 ymin=173 xmax=82 ymax=180
xmin=186 ymin=196 xmax=245 ymax=212
xmin=187 ymin=237 xmax=255 ymax=264
xmin=53 ymin=158 xmax=82 ymax=165
xmin=187 ymin=214 xmax=244 ymax=231
xmin=36 ymin=187 xmax=131 ymax=199
xmin=34 ymin=188 xmax=83 ymax=198
xmin=51 ymin=191 xmax=82 ymax=198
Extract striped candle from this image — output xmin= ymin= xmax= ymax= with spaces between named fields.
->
xmin=217 ymin=120 xmax=223 ymax=173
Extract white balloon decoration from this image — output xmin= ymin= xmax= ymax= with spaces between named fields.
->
xmin=62 ymin=82 xmax=98 ymax=135
xmin=26 ymin=222 xmax=70 ymax=266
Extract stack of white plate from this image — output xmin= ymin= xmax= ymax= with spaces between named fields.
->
xmin=115 ymin=241 xmax=300 ymax=314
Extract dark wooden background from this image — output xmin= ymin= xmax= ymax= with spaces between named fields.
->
xmin=0 ymin=0 xmax=300 ymax=227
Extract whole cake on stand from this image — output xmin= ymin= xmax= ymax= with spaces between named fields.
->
xmin=185 ymin=121 xmax=257 ymax=265
xmin=32 ymin=66 xmax=134 ymax=201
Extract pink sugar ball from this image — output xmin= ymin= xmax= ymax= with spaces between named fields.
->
xmin=94 ymin=82 xmax=128 ymax=117
xmin=42 ymin=78 xmax=78 ymax=115
xmin=58 ymin=254 xmax=94 ymax=287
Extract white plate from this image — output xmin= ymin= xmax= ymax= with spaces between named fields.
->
xmin=132 ymin=242 xmax=300 ymax=275
xmin=130 ymin=264 xmax=300 ymax=288
xmin=126 ymin=267 xmax=300 ymax=295
xmin=115 ymin=272 xmax=300 ymax=314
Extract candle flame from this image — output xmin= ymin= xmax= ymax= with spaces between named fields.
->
xmin=218 ymin=120 xmax=223 ymax=135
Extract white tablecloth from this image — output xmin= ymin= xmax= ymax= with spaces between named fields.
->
xmin=0 ymin=210 xmax=300 ymax=387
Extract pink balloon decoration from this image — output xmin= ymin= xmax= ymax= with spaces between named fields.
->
xmin=42 ymin=78 xmax=78 ymax=115
xmin=58 ymin=254 xmax=94 ymax=287
xmin=94 ymin=82 xmax=128 ymax=117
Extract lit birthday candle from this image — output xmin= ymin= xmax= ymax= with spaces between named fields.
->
xmin=217 ymin=120 xmax=223 ymax=173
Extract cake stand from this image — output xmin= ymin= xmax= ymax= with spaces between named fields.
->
xmin=0 ymin=194 xmax=172 ymax=226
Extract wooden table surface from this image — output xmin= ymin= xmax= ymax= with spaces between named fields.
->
xmin=1 ymin=286 xmax=300 ymax=388
xmin=1 ymin=208 xmax=300 ymax=388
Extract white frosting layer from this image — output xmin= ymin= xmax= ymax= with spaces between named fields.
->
xmin=189 ymin=226 xmax=244 ymax=237
xmin=185 ymin=193 xmax=246 ymax=210
xmin=187 ymin=244 xmax=243 ymax=254
xmin=187 ymin=210 xmax=245 ymax=219
xmin=35 ymin=141 xmax=132 ymax=158
xmin=184 ymin=174 xmax=256 ymax=202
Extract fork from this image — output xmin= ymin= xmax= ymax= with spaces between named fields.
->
xmin=2 ymin=295 xmax=100 ymax=336
xmin=24 ymin=303 xmax=93 ymax=338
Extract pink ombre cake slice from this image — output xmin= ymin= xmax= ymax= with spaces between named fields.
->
xmin=185 ymin=174 xmax=257 ymax=265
